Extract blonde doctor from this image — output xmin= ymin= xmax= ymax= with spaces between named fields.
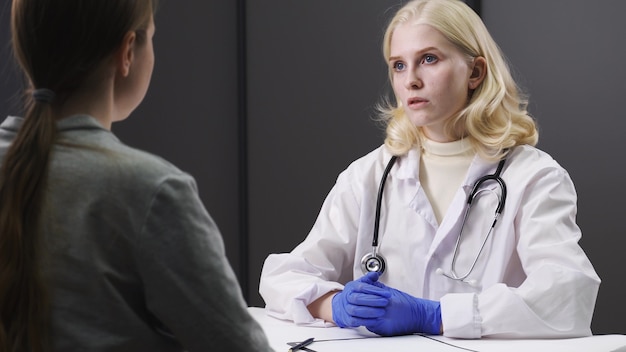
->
xmin=259 ymin=0 xmax=599 ymax=339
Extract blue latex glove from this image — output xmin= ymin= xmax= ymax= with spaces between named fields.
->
xmin=331 ymin=272 xmax=391 ymax=328
xmin=363 ymin=276 xmax=442 ymax=336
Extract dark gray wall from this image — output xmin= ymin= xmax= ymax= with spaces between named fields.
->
xmin=1 ymin=0 xmax=624 ymax=335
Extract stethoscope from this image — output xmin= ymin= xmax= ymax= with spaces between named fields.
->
xmin=360 ymin=154 xmax=507 ymax=286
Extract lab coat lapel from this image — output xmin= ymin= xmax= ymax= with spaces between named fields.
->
xmin=399 ymin=148 xmax=439 ymax=230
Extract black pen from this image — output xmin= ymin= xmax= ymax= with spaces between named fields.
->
xmin=288 ymin=337 xmax=314 ymax=352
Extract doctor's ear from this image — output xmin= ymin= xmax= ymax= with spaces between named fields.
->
xmin=468 ymin=56 xmax=487 ymax=90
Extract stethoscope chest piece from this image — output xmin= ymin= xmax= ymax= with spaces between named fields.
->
xmin=360 ymin=251 xmax=386 ymax=274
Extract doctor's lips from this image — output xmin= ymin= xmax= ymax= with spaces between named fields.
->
xmin=407 ymin=97 xmax=429 ymax=108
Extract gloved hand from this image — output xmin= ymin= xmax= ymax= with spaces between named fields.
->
xmin=362 ymin=276 xmax=442 ymax=336
xmin=331 ymin=272 xmax=391 ymax=328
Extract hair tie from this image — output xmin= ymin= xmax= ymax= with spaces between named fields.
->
xmin=32 ymin=88 xmax=56 ymax=104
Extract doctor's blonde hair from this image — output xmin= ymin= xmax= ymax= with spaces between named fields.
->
xmin=378 ymin=0 xmax=538 ymax=160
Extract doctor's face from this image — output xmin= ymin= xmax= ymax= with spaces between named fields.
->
xmin=388 ymin=23 xmax=477 ymax=142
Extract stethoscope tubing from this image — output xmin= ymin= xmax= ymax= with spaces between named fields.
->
xmin=371 ymin=155 xmax=398 ymax=247
xmin=363 ymin=153 xmax=508 ymax=284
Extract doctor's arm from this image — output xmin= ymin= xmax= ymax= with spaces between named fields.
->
xmin=497 ymin=167 xmax=599 ymax=336
xmin=307 ymin=291 xmax=336 ymax=323
xmin=443 ymin=163 xmax=600 ymax=339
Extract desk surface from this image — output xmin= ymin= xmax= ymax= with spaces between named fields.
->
xmin=248 ymin=307 xmax=626 ymax=352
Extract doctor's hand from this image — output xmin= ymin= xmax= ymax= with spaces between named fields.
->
xmin=331 ymin=272 xmax=391 ymax=328
xmin=362 ymin=278 xmax=442 ymax=336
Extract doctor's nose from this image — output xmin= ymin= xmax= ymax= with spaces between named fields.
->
xmin=404 ymin=69 xmax=423 ymax=89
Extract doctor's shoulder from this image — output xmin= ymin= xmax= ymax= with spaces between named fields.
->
xmin=505 ymin=145 xmax=574 ymax=187
xmin=335 ymin=145 xmax=393 ymax=187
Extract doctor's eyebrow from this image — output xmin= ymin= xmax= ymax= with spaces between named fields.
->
xmin=388 ymin=46 xmax=441 ymax=63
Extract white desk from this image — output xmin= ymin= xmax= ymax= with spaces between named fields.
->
xmin=249 ymin=307 xmax=626 ymax=352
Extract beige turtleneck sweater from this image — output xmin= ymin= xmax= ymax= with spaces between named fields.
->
xmin=419 ymin=138 xmax=474 ymax=224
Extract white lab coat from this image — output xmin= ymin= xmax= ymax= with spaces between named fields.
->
xmin=260 ymin=144 xmax=600 ymax=339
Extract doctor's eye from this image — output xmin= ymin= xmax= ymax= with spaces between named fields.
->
xmin=421 ymin=54 xmax=438 ymax=64
xmin=391 ymin=61 xmax=406 ymax=72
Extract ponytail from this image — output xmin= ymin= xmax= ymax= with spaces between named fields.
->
xmin=0 ymin=94 xmax=57 ymax=351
